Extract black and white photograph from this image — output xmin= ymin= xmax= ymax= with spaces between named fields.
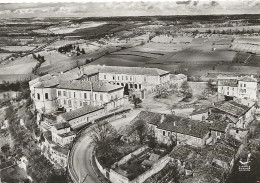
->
xmin=0 ymin=0 xmax=260 ymax=183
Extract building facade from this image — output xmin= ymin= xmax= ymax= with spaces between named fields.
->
xmin=97 ymin=65 xmax=170 ymax=96
xmin=217 ymin=76 xmax=258 ymax=101
xmin=56 ymin=80 xmax=124 ymax=112
xmin=57 ymin=105 xmax=105 ymax=129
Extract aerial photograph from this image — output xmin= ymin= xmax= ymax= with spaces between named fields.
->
xmin=0 ymin=0 xmax=260 ymax=182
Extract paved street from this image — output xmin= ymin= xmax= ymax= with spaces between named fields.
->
xmin=70 ymin=109 xmax=141 ymax=183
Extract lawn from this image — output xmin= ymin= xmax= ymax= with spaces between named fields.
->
xmin=0 ymin=62 xmax=37 ymax=75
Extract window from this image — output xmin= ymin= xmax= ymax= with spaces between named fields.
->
xmin=63 ymin=91 xmax=66 ymax=96
xmin=227 ymin=87 xmax=229 ymax=90
xmin=130 ymin=76 xmax=132 ymax=81
xmin=68 ymin=92 xmax=71 ymax=98
xmin=45 ymin=93 xmax=49 ymax=100
xmin=168 ymin=132 xmax=171 ymax=136
xmin=122 ymin=76 xmax=123 ymax=80
xmin=113 ymin=75 xmax=115 ymax=80
xmin=104 ymin=75 xmax=106 ymax=79
xmin=144 ymin=77 xmax=147 ymax=82
xmin=64 ymin=100 xmax=67 ymax=105
xmin=95 ymin=94 xmax=97 ymax=101
xmin=100 ymin=94 xmax=103 ymax=101
xmin=58 ymin=91 xmax=61 ymax=96
xmin=163 ymin=131 xmax=165 ymax=136
xmin=84 ymin=93 xmax=87 ymax=99
xmin=227 ymin=92 xmax=229 ymax=95
xmin=37 ymin=93 xmax=40 ymax=100
xmin=80 ymin=101 xmax=82 ymax=106
xmin=126 ymin=76 xmax=128 ymax=80
xmin=118 ymin=76 xmax=120 ymax=80
xmin=244 ymin=84 xmax=246 ymax=87
xmin=68 ymin=100 xmax=71 ymax=106
xmin=74 ymin=92 xmax=76 ymax=98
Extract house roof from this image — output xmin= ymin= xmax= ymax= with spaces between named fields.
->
xmin=218 ymin=79 xmax=238 ymax=87
xmin=57 ymin=80 xmax=123 ymax=92
xmin=158 ymin=115 xmax=211 ymax=138
xmin=34 ymin=77 xmax=60 ymax=88
xmin=149 ymin=153 xmax=160 ymax=162
xmin=170 ymin=145 xmax=197 ymax=161
xmin=209 ymin=120 xmax=230 ymax=132
xmin=58 ymin=131 xmax=76 ymax=138
xmin=191 ymin=107 xmax=209 ymax=115
xmin=98 ymin=65 xmax=169 ymax=76
xmin=239 ymin=76 xmax=257 ymax=82
xmin=54 ymin=122 xmax=70 ymax=130
xmin=174 ymin=74 xmax=187 ymax=80
xmin=211 ymin=142 xmax=237 ymax=163
xmin=60 ymin=105 xmax=104 ymax=121
xmin=214 ymin=100 xmax=251 ymax=118
xmin=52 ymin=145 xmax=70 ymax=155
xmin=131 ymin=111 xmax=164 ymax=126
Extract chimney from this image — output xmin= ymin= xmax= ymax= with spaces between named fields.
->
xmin=173 ymin=121 xmax=176 ymax=126
xmin=160 ymin=114 xmax=165 ymax=123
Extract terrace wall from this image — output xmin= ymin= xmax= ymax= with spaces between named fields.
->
xmin=117 ymin=145 xmax=148 ymax=166
xmin=130 ymin=155 xmax=170 ymax=183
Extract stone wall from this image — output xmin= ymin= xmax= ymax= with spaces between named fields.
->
xmin=131 ymin=155 xmax=170 ymax=183
xmin=117 ymin=145 xmax=148 ymax=166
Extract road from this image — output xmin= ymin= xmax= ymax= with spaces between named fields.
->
xmin=70 ymin=109 xmax=141 ymax=183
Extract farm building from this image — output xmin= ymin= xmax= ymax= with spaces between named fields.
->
xmin=217 ymin=75 xmax=258 ymax=101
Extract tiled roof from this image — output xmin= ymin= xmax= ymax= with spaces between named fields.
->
xmin=211 ymin=142 xmax=237 ymax=163
xmin=98 ymin=65 xmax=169 ymax=76
xmin=43 ymin=131 xmax=52 ymax=142
xmin=58 ymin=131 xmax=76 ymax=138
xmin=34 ymin=77 xmax=60 ymax=88
xmin=218 ymin=79 xmax=238 ymax=87
xmin=170 ymin=145 xmax=197 ymax=161
xmin=52 ymin=145 xmax=69 ymax=155
xmin=158 ymin=115 xmax=211 ymax=138
xmin=54 ymin=122 xmax=70 ymax=130
xmin=57 ymin=80 xmax=123 ymax=92
xmin=60 ymin=105 xmax=104 ymax=121
xmin=131 ymin=111 xmax=164 ymax=126
xmin=214 ymin=100 xmax=251 ymax=117
xmin=191 ymin=107 xmax=209 ymax=115
xmin=239 ymin=76 xmax=257 ymax=82
xmin=209 ymin=120 xmax=230 ymax=132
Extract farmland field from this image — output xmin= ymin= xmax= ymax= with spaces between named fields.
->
xmin=181 ymin=25 xmax=260 ymax=33
xmin=33 ymin=22 xmax=107 ymax=34
xmin=1 ymin=46 xmax=36 ymax=52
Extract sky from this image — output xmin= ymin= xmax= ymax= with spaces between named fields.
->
xmin=0 ymin=0 xmax=260 ymax=18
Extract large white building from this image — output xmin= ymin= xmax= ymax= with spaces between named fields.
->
xmin=217 ymin=76 xmax=258 ymax=101
xmin=56 ymin=80 xmax=124 ymax=112
xmin=96 ymin=65 xmax=171 ymax=97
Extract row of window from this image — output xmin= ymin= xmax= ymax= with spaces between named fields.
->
xmin=57 ymin=90 xmax=104 ymax=101
xmin=104 ymin=74 xmax=148 ymax=82
xmin=36 ymin=93 xmax=49 ymax=100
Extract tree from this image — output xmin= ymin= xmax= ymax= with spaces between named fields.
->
xmin=81 ymin=48 xmax=85 ymax=54
xmin=90 ymin=121 xmax=116 ymax=145
xmin=181 ymin=81 xmax=193 ymax=101
xmin=132 ymin=95 xmax=142 ymax=108
xmin=132 ymin=120 xmax=148 ymax=144
xmin=1 ymin=144 xmax=10 ymax=155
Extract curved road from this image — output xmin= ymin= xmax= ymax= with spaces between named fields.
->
xmin=72 ymin=133 xmax=99 ymax=183
xmin=70 ymin=109 xmax=141 ymax=183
